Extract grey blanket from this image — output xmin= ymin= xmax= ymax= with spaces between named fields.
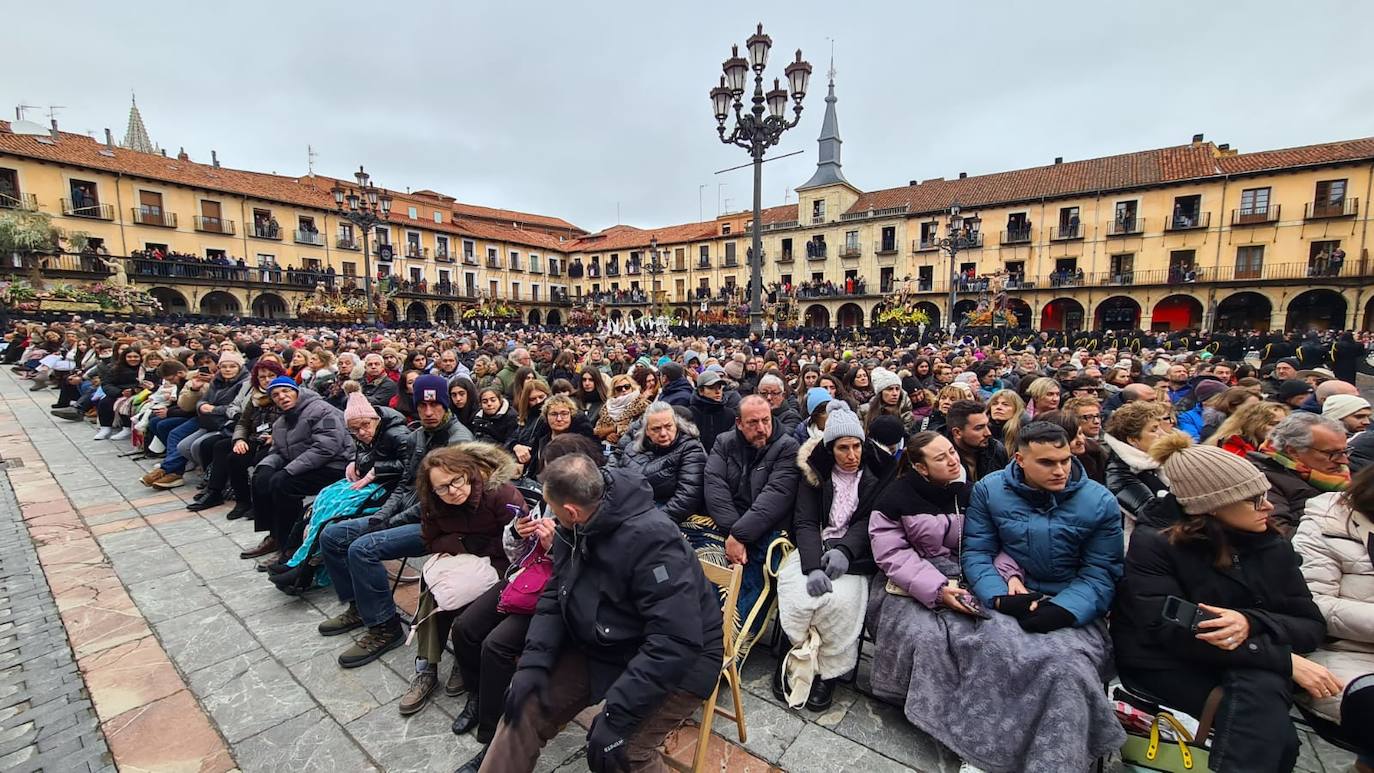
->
xmin=867 ymin=587 xmax=1125 ymax=772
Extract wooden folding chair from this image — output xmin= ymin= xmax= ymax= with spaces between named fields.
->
xmin=664 ymin=560 xmax=748 ymax=773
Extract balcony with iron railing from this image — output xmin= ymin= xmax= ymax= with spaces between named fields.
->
xmin=839 ymin=244 xmax=862 ymax=259
xmin=760 ymin=219 xmax=799 ymax=232
xmin=252 ymin=223 xmax=282 ymax=240
xmin=1165 ymin=211 xmax=1211 ymax=231
xmin=486 ymin=256 xmax=501 ymax=269
xmin=912 ymin=237 xmax=939 ymax=252
xmin=697 ymin=257 xmax=711 ymax=269
xmin=61 ymin=199 xmax=114 ymax=220
xmin=132 ymin=208 xmax=177 ymax=228
xmin=839 ymin=205 xmax=909 ymax=221
xmin=567 ymin=263 xmax=584 ymax=278
xmin=1001 ymin=226 xmax=1032 ymax=245
xmin=3 ymin=252 xmax=116 ymax=278
xmin=777 ymin=250 xmax=794 ymax=263
xmin=723 ymin=256 xmax=739 ymax=268
xmin=405 ymin=245 xmax=430 ymax=259
xmin=806 ymin=243 xmax=829 ymax=260
xmin=435 ymin=249 xmax=454 ymax=263
xmin=462 ymin=253 xmax=478 ymax=265
xmin=627 ymin=262 xmax=641 ymax=275
xmin=1107 ymin=217 xmax=1144 ymax=236
xmin=294 ymin=229 xmax=325 ymax=246
xmin=194 ymin=216 xmax=235 ymax=235
xmin=1050 ymin=223 xmax=1082 ymax=241
xmin=1305 ymin=198 xmax=1358 ymax=220
xmin=605 ymin=265 xmax=620 ymax=277
xmin=335 ymin=236 xmax=360 ymax=250
xmin=0 ymin=192 xmax=37 ymax=211
xmin=873 ymin=240 xmax=899 ymax=255
xmin=1231 ymin=205 xmax=1280 ymax=226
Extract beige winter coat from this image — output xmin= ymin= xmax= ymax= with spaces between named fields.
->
xmin=1292 ymin=491 xmax=1374 ymax=722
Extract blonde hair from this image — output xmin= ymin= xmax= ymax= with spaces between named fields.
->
xmin=1206 ymin=401 xmax=1289 ymax=448
xmin=988 ymin=389 xmax=1025 ymax=449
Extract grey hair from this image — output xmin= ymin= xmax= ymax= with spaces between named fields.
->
xmin=540 ymin=453 xmax=604 ymax=510
xmin=1269 ymin=412 xmax=1343 ymax=454
xmin=636 ymin=401 xmax=699 ymax=451
xmin=758 ymin=374 xmax=785 ymax=392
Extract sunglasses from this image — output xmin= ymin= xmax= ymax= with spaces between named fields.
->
xmin=614 ymin=385 xmax=634 ymax=393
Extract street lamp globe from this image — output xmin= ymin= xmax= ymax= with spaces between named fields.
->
xmin=722 ymin=45 xmax=748 ymax=94
xmin=710 ymin=77 xmax=732 ymax=123
xmin=379 ymin=191 xmax=392 ymax=215
xmin=784 ymin=51 xmax=812 ymax=101
xmin=766 ymin=79 xmax=789 ymax=118
xmin=331 ymin=185 xmax=344 ymax=207
xmin=746 ymin=23 xmax=772 ymax=70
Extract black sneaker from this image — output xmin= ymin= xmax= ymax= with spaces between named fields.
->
xmin=337 ymin=618 xmax=404 ymax=668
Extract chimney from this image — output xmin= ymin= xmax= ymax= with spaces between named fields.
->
xmin=1191 ymin=133 xmax=1204 ymax=144
xmin=160 ymin=148 xmax=167 ymax=157
xmin=104 ymin=128 xmax=114 ymax=149
xmin=177 ymin=146 xmax=189 ymax=161
xmin=1218 ymin=143 xmax=1229 ymax=151
xmin=49 ymin=119 xmax=59 ymax=140
xmin=909 ymin=180 xmax=918 ymax=186
xmin=1054 ymin=157 xmax=1063 ymax=165
xmin=958 ymin=172 xmax=967 ymax=179
xmin=211 ymin=150 xmax=220 ymax=168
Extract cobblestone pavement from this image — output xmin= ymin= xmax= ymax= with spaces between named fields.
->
xmin=0 ymin=367 xmax=1362 ymax=772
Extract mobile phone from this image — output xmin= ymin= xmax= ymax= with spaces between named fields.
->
xmin=198 ymin=366 xmax=212 ymax=375
xmin=959 ymin=592 xmax=992 ymax=620
xmin=1161 ymin=595 xmax=1219 ymax=632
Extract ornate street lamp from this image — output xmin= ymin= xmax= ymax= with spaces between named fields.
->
xmin=647 ymin=234 xmax=665 ymax=323
xmin=330 ymin=165 xmax=392 ymax=324
xmin=711 ymin=23 xmax=811 ymax=334
xmin=934 ymin=202 xmax=979 ymax=335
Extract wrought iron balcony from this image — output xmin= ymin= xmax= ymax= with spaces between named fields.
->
xmin=874 ymin=240 xmax=899 ymax=255
xmin=0 ymin=192 xmax=37 ymax=211
xmin=1050 ymin=224 xmax=1082 ymax=241
xmin=435 ymin=250 xmax=454 ymax=263
xmin=839 ymin=245 xmax=862 ymax=259
xmin=777 ymin=250 xmax=794 ymax=263
xmin=1107 ymin=217 xmax=1144 ymax=236
xmin=1231 ymin=205 xmax=1280 ymax=226
xmin=405 ymin=245 xmax=429 ymax=259
xmin=912 ymin=237 xmax=939 ymax=252
xmin=194 ymin=216 xmax=235 ymax=235
xmin=252 ymin=223 xmax=282 ymax=240
xmin=61 ymin=199 xmax=114 ymax=220
xmin=335 ymin=237 xmax=360 ymax=250
xmin=1165 ymin=211 xmax=1211 ymax=231
xmin=1000 ymin=226 xmax=1032 ymax=245
xmin=295 ymin=229 xmax=325 ymax=245
xmin=132 ymin=208 xmax=177 ymax=227
xmin=1305 ymin=198 xmax=1358 ymax=219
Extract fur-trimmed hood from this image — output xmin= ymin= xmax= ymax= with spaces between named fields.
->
xmin=449 ymin=440 xmax=520 ymax=489
xmin=797 ymin=435 xmax=827 ymax=487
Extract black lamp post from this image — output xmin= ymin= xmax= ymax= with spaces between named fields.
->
xmin=330 ymin=165 xmax=392 ymax=324
xmin=711 ymin=23 xmax=811 ymax=335
xmin=648 ymin=234 xmax=666 ymax=323
xmin=934 ymin=203 xmax=978 ymax=335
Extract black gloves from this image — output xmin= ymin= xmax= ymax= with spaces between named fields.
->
xmin=503 ymin=666 xmax=549 ymax=725
xmin=587 ymin=710 xmax=630 ymax=773
xmin=992 ymin=593 xmax=1043 ymax=619
xmin=1018 ymin=602 xmax=1076 ymax=634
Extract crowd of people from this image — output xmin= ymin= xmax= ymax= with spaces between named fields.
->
xmin=4 ymin=315 xmax=1374 ymax=773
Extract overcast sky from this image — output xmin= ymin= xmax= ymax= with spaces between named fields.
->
xmin=8 ymin=1 xmax=1374 ymax=233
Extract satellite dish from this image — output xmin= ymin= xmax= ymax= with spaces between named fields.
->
xmin=9 ymin=119 xmax=49 ymax=136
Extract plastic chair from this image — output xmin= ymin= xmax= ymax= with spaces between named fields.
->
xmin=663 ymin=560 xmax=747 ymax=773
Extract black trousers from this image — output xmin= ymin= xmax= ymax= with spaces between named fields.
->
xmin=96 ymin=393 xmax=121 ymax=427
xmin=251 ymin=465 xmax=341 ymax=546
xmin=1123 ymin=665 xmax=1299 ymax=773
xmin=450 ymin=583 xmax=531 ymax=743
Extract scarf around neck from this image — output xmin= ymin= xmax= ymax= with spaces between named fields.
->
xmin=1261 ymin=440 xmax=1350 ymax=492
xmin=823 ymin=466 xmax=862 ymax=542
xmin=605 ymin=391 xmax=639 ymax=423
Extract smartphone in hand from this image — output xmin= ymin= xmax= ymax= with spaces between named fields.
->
xmin=1161 ymin=595 xmax=1219 ymax=632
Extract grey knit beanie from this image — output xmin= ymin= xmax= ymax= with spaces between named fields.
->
xmin=1150 ymin=432 xmax=1270 ymax=515
xmin=870 ymin=367 xmax=901 ymax=395
xmin=822 ymin=401 xmax=865 ymax=445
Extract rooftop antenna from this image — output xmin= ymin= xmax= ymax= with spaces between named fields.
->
xmin=307 ymin=144 xmax=317 ymax=175
xmin=826 ymin=38 xmax=837 ymax=83
xmin=46 ymin=105 xmax=66 ymax=123
xmin=16 ymin=105 xmax=40 ymax=121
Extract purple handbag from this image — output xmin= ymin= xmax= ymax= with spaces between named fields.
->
xmin=497 ymin=543 xmax=553 ymax=615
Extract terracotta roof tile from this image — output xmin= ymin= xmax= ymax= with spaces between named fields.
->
xmin=1215 ymin=137 xmax=1374 ymax=174
xmin=569 ymin=220 xmax=718 ymax=253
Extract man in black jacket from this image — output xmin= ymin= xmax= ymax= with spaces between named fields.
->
xmin=317 ymin=374 xmax=472 ymax=669
xmin=359 ymin=353 xmax=398 ymax=407
xmin=689 ymin=371 xmax=736 ymax=454
xmin=704 ymin=395 xmax=800 ymax=566
xmin=942 ymin=399 xmax=1009 ymax=483
xmin=481 ymin=455 xmax=722 ymax=773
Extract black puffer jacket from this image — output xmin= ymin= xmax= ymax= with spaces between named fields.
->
xmin=353 ymin=407 xmax=412 ymax=486
xmin=614 ymin=425 xmax=706 ymax=522
xmin=471 ymin=399 xmax=518 ymax=444
xmin=374 ymin=413 xmax=474 ymax=528
xmin=689 ymin=392 xmax=736 ymax=455
xmin=359 ymin=373 xmax=399 ymax=408
xmin=703 ymin=419 xmax=800 ymax=545
xmin=792 ymin=437 xmax=882 ymax=576
xmin=1112 ymin=526 xmax=1325 ymax=680
xmin=520 ymin=468 xmax=724 ymax=734
xmin=1103 ymin=437 xmax=1185 ymax=530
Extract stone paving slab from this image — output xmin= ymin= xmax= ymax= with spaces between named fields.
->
xmin=2 ymin=367 xmax=1363 ymax=772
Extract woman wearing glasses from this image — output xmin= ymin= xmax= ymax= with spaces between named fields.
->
xmin=1104 ymin=401 xmax=1185 ymax=532
xmin=594 ymin=374 xmax=650 ymax=446
xmin=1112 ymin=433 xmax=1333 ymax=773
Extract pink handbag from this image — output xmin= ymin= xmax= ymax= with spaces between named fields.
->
xmin=497 ymin=543 xmax=553 ymax=615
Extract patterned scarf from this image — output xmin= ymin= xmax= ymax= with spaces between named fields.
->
xmin=1261 ymin=440 xmax=1350 ymax=492
xmin=822 ymin=466 xmax=862 ymax=542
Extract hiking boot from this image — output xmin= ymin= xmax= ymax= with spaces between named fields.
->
xmin=445 ymin=665 xmax=466 ymax=697
xmin=152 ymin=472 xmax=183 ymax=488
xmin=398 ymin=669 xmax=437 ymax=716
xmin=239 ymin=535 xmax=277 ymax=560
xmin=318 ymin=604 xmax=364 ymax=637
xmin=337 ymin=618 xmax=404 ymax=668
xmin=141 ymin=467 xmax=166 ymax=487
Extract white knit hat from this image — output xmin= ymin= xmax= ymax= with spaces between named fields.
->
xmin=822 ymin=401 xmax=865 ymax=445
xmin=870 ymin=367 xmax=901 ymax=394
xmin=1323 ymin=394 xmax=1371 ymax=422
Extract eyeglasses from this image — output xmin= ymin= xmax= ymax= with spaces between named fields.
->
xmin=614 ymin=385 xmax=634 ymax=394
xmin=1079 ymin=414 xmax=1102 ymax=423
xmin=1310 ymin=447 xmax=1349 ymax=463
xmin=546 ymin=411 xmax=572 ymax=419
xmin=435 ymin=476 xmax=469 ymax=495
xmin=1248 ymin=493 xmax=1269 ymax=510
xmin=758 ymin=390 xmax=783 ymax=397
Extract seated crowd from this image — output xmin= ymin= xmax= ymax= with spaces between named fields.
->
xmin=7 ymin=317 xmax=1374 ymax=773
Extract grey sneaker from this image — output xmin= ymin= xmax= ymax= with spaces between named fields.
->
xmin=399 ymin=670 xmax=437 ymax=716
xmin=317 ymin=604 xmax=363 ymax=637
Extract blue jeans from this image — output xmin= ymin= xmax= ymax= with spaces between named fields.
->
xmin=161 ymin=418 xmax=201 ymax=474
xmin=320 ymin=519 xmax=425 ymax=627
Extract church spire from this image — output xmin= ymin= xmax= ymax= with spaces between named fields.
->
xmin=796 ymin=59 xmax=850 ymax=190
xmin=122 ymin=93 xmax=158 ymax=155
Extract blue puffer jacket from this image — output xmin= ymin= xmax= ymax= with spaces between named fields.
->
xmin=1176 ymin=404 xmax=1206 ymax=442
xmin=962 ymin=459 xmax=1123 ymax=625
